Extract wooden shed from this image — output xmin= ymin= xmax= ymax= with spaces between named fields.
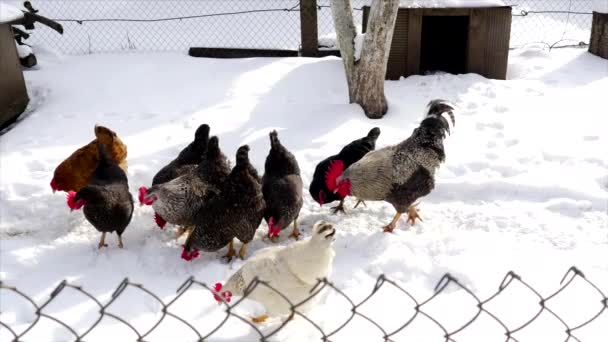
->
xmin=0 ymin=4 xmax=29 ymax=131
xmin=589 ymin=11 xmax=608 ymax=59
xmin=362 ymin=2 xmax=512 ymax=80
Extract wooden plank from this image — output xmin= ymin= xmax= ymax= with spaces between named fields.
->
xmin=483 ymin=7 xmax=511 ymax=79
xmin=0 ymin=24 xmax=29 ymax=131
xmin=300 ymin=0 xmax=318 ymax=57
xmin=386 ymin=8 xmax=409 ymax=80
xmin=188 ymin=47 xmax=299 ymax=58
xmin=589 ymin=11 xmax=608 ymax=59
xmin=466 ymin=8 xmax=486 ymax=76
xmin=406 ymin=9 xmax=422 ymax=76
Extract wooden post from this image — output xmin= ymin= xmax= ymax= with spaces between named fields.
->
xmin=300 ymin=0 xmax=318 ymax=57
xmin=589 ymin=11 xmax=608 ymax=59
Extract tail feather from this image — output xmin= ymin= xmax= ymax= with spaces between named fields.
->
xmin=325 ymin=160 xmax=344 ymax=192
xmin=269 ymin=130 xmax=281 ymax=150
xmin=236 ymin=145 xmax=250 ymax=167
xmin=425 ymin=99 xmax=455 ymax=135
xmin=96 ymin=143 xmax=112 ymax=165
xmin=206 ymin=136 xmax=220 ymax=158
xmin=194 ymin=124 xmax=210 ymax=144
xmin=367 ymin=127 xmax=381 ymax=142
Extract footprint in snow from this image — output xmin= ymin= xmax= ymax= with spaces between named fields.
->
xmin=583 ymin=136 xmax=599 ymax=141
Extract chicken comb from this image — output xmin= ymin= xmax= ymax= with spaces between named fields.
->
xmin=138 ymin=186 xmax=147 ymax=206
xmin=66 ymin=191 xmax=77 ymax=210
xmin=325 ymin=160 xmax=344 ymax=192
xmin=213 ymin=283 xmax=232 ymax=303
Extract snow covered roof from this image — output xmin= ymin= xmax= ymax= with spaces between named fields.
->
xmin=396 ymin=0 xmax=507 ymax=8
xmin=593 ymin=0 xmax=608 ymax=14
xmin=0 ymin=2 xmax=23 ymax=24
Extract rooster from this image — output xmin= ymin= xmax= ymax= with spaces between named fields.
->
xmin=262 ymin=130 xmax=303 ymax=241
xmin=66 ymin=144 xmax=134 ymax=248
xmin=211 ymin=221 xmax=336 ymax=323
xmin=325 ymin=100 xmax=455 ymax=232
xmin=182 ymin=145 xmax=265 ymax=261
xmin=309 ymin=127 xmax=380 ymax=213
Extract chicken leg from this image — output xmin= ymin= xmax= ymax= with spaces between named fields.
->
xmin=288 ymin=217 xmax=300 ymax=240
xmin=331 ymin=199 xmax=345 ymax=214
xmin=175 ymin=225 xmax=193 ymax=239
xmin=117 ymin=235 xmax=124 ymax=249
xmin=223 ymin=240 xmax=236 ymax=261
xmin=251 ymin=314 xmax=268 ymax=323
xmin=98 ymin=232 xmax=108 ymax=249
xmin=353 ymin=199 xmax=367 ymax=209
xmin=238 ymin=243 xmax=248 ymax=260
xmin=383 ymin=213 xmax=402 ymax=233
xmin=406 ymin=204 xmax=423 ymax=225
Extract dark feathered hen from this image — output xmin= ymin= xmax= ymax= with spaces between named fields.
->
xmin=309 ymin=127 xmax=380 ymax=213
xmin=183 ymin=145 xmax=265 ymax=261
xmin=326 ymin=100 xmax=455 ymax=232
xmin=141 ymin=136 xmax=231 ymax=235
xmin=262 ymin=130 xmax=303 ymax=241
xmin=151 ymin=123 xmax=210 ymax=186
xmin=67 ymin=144 xmax=134 ymax=249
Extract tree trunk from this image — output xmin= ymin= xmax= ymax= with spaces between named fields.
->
xmin=331 ymin=0 xmax=399 ymax=119
xmin=589 ymin=11 xmax=608 ymax=59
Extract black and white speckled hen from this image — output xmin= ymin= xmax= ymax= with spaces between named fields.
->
xmin=262 ymin=130 xmax=303 ymax=241
xmin=182 ymin=145 xmax=265 ymax=261
xmin=150 ymin=123 xmax=210 ymax=187
xmin=309 ymin=127 xmax=380 ymax=213
xmin=66 ymin=144 xmax=134 ymax=249
xmin=325 ymin=100 xmax=455 ymax=232
xmin=140 ymin=136 xmax=231 ymax=236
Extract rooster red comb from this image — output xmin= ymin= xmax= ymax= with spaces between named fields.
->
xmin=138 ymin=186 xmax=147 ymax=206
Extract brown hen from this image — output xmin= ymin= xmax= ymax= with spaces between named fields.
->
xmin=50 ymin=125 xmax=128 ymax=193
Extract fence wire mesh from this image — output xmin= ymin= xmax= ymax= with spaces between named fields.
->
xmin=1 ymin=266 xmax=607 ymax=341
xmin=12 ymin=0 xmax=596 ymax=55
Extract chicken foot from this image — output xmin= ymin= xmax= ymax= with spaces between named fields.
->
xmin=251 ymin=314 xmax=269 ymax=323
xmin=353 ymin=199 xmax=367 ymax=209
xmin=382 ymin=213 xmax=402 ymax=233
xmin=406 ymin=203 xmax=423 ymax=225
xmin=331 ymin=199 xmax=345 ymax=214
xmin=117 ymin=235 xmax=124 ymax=249
xmin=238 ymin=243 xmax=248 ymax=260
xmin=288 ymin=217 xmax=300 ymax=240
xmin=223 ymin=240 xmax=236 ymax=261
xmin=98 ymin=232 xmax=108 ymax=249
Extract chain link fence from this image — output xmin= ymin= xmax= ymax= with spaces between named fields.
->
xmin=12 ymin=0 xmax=596 ymax=55
xmin=1 ymin=266 xmax=607 ymax=341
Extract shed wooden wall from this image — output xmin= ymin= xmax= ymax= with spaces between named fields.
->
xmin=363 ymin=6 xmax=511 ymax=80
xmin=0 ymin=23 xmax=29 ymax=129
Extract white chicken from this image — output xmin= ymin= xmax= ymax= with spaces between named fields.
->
xmin=212 ymin=221 xmax=336 ymax=322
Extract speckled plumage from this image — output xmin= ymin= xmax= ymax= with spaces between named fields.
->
xmin=185 ymin=145 xmax=265 ymax=253
xmin=74 ymin=145 xmax=134 ymax=238
xmin=262 ymin=131 xmax=303 ymax=234
xmin=340 ymin=100 xmax=455 ymax=213
xmin=309 ymin=127 xmax=380 ymax=205
xmin=146 ymin=136 xmax=231 ymax=227
xmin=151 ymin=124 xmax=210 ymax=186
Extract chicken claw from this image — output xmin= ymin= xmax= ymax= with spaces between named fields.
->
xmin=406 ymin=204 xmax=423 ymax=225
xmin=353 ymin=199 xmax=367 ymax=209
xmin=223 ymin=240 xmax=236 ymax=261
xmin=288 ymin=220 xmax=300 ymax=240
xmin=238 ymin=243 xmax=248 ymax=260
xmin=251 ymin=314 xmax=269 ymax=323
xmin=331 ymin=199 xmax=346 ymax=214
xmin=117 ymin=235 xmax=124 ymax=249
xmin=382 ymin=213 xmax=402 ymax=233
xmin=98 ymin=232 xmax=108 ymax=249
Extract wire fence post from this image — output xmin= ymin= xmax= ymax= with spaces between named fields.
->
xmin=300 ymin=0 xmax=319 ymax=56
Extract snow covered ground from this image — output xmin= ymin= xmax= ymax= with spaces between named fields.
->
xmin=1 ymin=45 xmax=607 ymax=341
